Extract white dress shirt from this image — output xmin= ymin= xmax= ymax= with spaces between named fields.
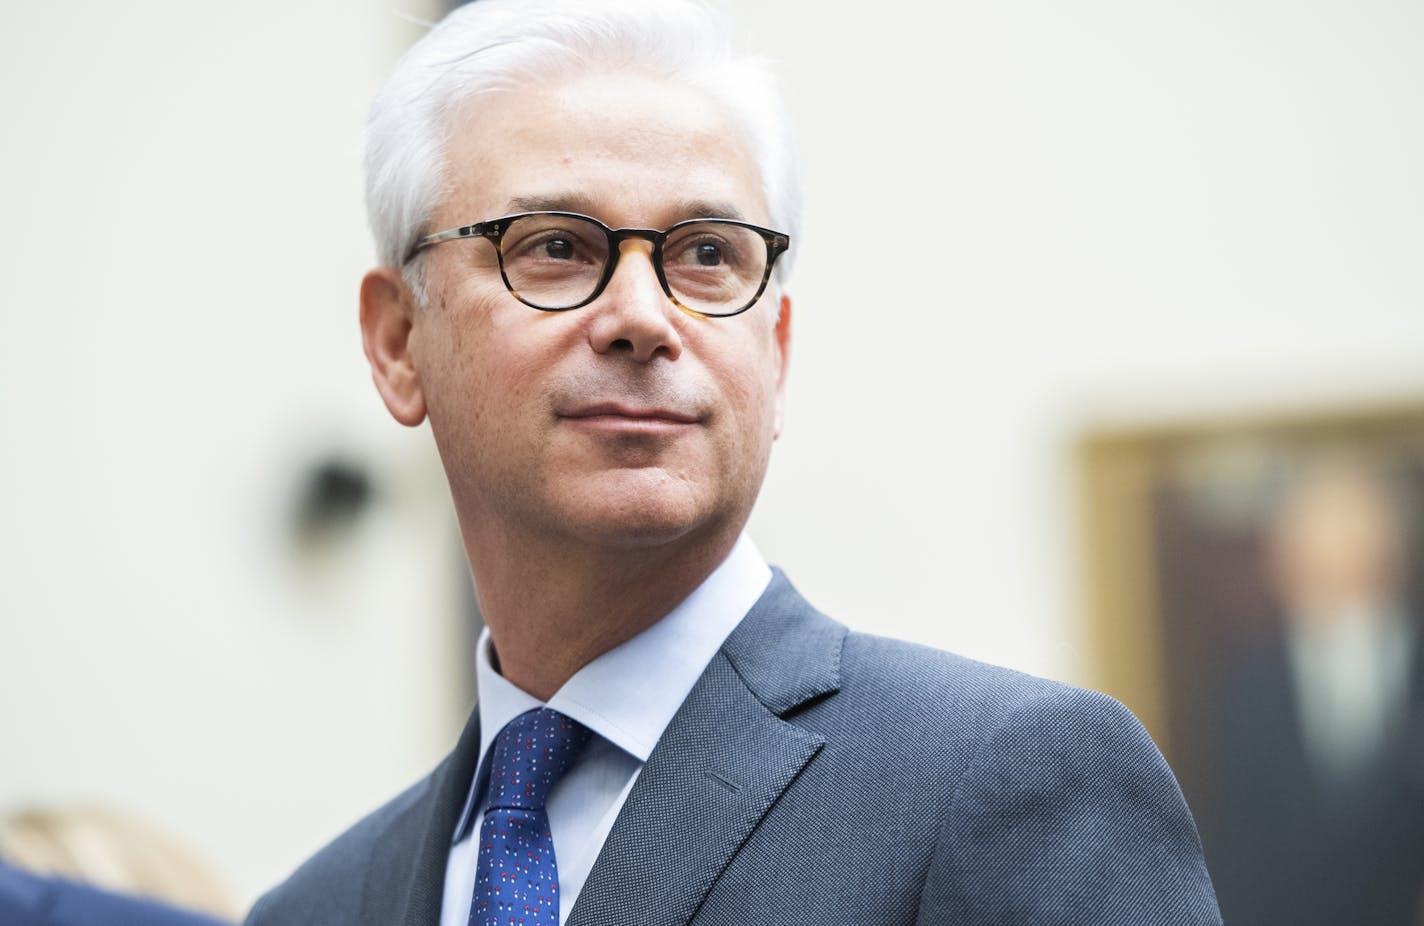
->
xmin=439 ymin=534 xmax=772 ymax=926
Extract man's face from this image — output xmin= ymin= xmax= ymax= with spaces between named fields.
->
xmin=401 ymin=72 xmax=791 ymax=555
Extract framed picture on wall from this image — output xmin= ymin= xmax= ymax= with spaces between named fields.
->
xmin=1079 ymin=399 xmax=1424 ymax=926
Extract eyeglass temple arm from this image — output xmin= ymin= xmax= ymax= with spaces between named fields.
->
xmin=404 ymin=225 xmax=490 ymax=263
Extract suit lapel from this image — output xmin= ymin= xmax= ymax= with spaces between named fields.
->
xmin=360 ymin=704 xmax=483 ymax=926
xmin=568 ymin=570 xmax=846 ymax=926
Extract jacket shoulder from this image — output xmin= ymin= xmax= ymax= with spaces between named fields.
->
xmin=835 ymin=629 xmax=1115 ymax=743
xmin=832 ymin=636 xmax=1223 ymax=923
xmin=824 ymin=633 xmax=1221 ymax=923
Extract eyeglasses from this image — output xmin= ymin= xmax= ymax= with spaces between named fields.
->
xmin=407 ymin=211 xmax=790 ymax=318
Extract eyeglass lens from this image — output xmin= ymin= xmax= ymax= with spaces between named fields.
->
xmin=498 ymin=214 xmax=769 ymax=314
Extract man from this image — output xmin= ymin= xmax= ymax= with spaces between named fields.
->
xmin=249 ymin=1 xmax=1220 ymax=923
xmin=1197 ymin=453 xmax=1424 ymax=924
xmin=0 ymin=862 xmax=231 ymax=926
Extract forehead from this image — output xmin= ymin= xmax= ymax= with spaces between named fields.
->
xmin=438 ymin=72 xmax=769 ymax=228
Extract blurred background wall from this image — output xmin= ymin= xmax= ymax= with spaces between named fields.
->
xmin=1 ymin=0 xmax=1421 ymax=915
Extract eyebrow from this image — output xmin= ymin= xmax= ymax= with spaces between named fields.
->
xmin=502 ymin=194 xmax=749 ymax=226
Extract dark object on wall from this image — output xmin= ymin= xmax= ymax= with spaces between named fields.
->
xmin=293 ymin=457 xmax=374 ymax=547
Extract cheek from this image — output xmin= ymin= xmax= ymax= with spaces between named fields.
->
xmin=436 ymin=332 xmax=548 ymax=432
xmin=715 ymin=345 xmax=782 ymax=444
xmin=410 ymin=299 xmax=501 ymax=437
xmin=426 ymin=280 xmax=548 ymax=395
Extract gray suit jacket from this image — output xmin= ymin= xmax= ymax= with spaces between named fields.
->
xmin=248 ymin=571 xmax=1220 ymax=925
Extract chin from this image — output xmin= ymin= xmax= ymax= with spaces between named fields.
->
xmin=550 ymin=473 xmax=724 ymax=551
xmin=560 ymin=503 xmax=709 ymax=550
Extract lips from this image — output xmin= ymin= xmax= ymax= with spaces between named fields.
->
xmin=560 ymin=402 xmax=702 ymax=424
xmin=556 ymin=401 xmax=705 ymax=439
xmin=561 ymin=396 xmax=706 ymax=424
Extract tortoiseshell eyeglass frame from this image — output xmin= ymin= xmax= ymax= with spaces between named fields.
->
xmin=405 ymin=210 xmax=790 ymax=318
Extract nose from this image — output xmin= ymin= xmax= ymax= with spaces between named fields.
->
xmin=585 ymin=239 xmax=684 ymax=363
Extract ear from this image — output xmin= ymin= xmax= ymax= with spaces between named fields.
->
xmin=360 ymin=267 xmax=428 ymax=427
xmin=772 ymin=292 xmax=792 ymax=439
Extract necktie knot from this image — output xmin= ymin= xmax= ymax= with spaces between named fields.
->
xmin=485 ymin=707 xmax=592 ymax=812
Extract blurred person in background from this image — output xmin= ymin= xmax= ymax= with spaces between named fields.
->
xmin=246 ymin=1 xmax=1219 ymax=924
xmin=1203 ymin=451 xmax=1424 ymax=924
xmin=0 ymin=805 xmax=234 ymax=925
xmin=0 ymin=864 xmax=232 ymax=926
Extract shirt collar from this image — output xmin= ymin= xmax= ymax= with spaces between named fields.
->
xmin=451 ymin=533 xmax=772 ymax=843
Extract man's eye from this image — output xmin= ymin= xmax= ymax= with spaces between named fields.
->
xmin=693 ymin=243 xmax=724 ymax=267
xmin=670 ymin=236 xmax=735 ymax=269
xmin=543 ymin=236 xmax=576 ymax=260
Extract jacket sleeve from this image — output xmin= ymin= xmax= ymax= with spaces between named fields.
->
xmin=915 ymin=687 xmax=1222 ymax=925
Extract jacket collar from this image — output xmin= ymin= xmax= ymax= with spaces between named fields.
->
xmin=567 ymin=569 xmax=846 ymax=926
xmin=366 ymin=568 xmax=845 ymax=926
xmin=720 ymin=567 xmax=846 ymax=716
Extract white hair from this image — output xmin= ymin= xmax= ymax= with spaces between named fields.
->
xmin=365 ymin=0 xmax=802 ymax=303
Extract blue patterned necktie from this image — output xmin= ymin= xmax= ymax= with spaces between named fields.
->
xmin=469 ymin=707 xmax=592 ymax=926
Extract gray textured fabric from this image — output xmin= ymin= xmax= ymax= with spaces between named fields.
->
xmin=247 ymin=570 xmax=1221 ymax=925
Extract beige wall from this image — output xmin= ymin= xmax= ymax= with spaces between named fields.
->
xmin=735 ymin=0 xmax=1424 ymax=674
xmin=2 ymin=0 xmax=1421 ymax=911
xmin=0 ymin=0 xmax=458 ymax=908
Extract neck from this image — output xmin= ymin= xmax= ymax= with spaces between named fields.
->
xmin=465 ymin=524 xmax=740 ymax=701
